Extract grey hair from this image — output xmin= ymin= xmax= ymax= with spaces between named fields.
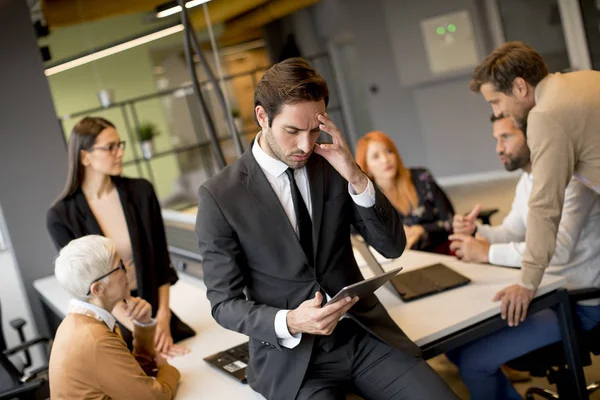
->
xmin=54 ymin=235 xmax=116 ymax=301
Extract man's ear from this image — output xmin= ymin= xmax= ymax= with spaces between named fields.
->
xmin=512 ymin=77 xmax=529 ymax=98
xmin=255 ymin=105 xmax=269 ymax=129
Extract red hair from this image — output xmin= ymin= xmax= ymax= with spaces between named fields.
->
xmin=356 ymin=131 xmax=418 ymax=215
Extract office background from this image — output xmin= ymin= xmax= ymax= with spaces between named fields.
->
xmin=0 ymin=0 xmax=597 ymax=392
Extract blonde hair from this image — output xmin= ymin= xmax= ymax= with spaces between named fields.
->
xmin=356 ymin=131 xmax=418 ymax=215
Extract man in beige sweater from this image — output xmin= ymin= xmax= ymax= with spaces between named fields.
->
xmin=49 ymin=235 xmax=180 ymax=399
xmin=470 ymin=41 xmax=600 ymax=327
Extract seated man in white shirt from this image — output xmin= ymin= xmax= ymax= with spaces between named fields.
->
xmin=445 ymin=114 xmax=600 ymax=400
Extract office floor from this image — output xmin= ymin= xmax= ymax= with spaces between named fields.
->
xmin=428 ymin=354 xmax=600 ymax=399
xmin=438 ymin=177 xmax=600 ymax=399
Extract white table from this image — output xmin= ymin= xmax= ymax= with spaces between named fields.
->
xmin=356 ymin=250 xmax=566 ymax=346
xmin=34 ymin=250 xmax=581 ymax=399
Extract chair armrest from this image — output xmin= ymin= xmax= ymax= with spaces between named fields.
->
xmin=0 ymin=380 xmax=43 ymax=400
xmin=21 ymin=365 xmax=49 ymax=382
xmin=3 ymin=337 xmax=51 ymax=357
xmin=9 ymin=318 xmax=26 ymax=332
xmin=568 ymin=287 xmax=600 ymax=303
xmin=477 ymin=208 xmax=499 ymax=225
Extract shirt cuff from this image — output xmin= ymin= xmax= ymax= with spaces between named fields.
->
xmin=488 ymin=244 xmax=518 ymax=268
xmin=133 ymin=318 xmax=156 ymax=327
xmin=348 ymin=175 xmax=376 ymax=208
xmin=274 ymin=310 xmax=302 ymax=349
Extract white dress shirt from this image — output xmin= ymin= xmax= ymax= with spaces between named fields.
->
xmin=252 ymin=135 xmax=376 ymax=348
xmin=69 ymin=298 xmax=117 ymax=331
xmin=477 ymin=173 xmax=600 ymax=304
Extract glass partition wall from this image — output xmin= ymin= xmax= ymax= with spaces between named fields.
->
xmin=43 ymin=8 xmax=350 ymax=213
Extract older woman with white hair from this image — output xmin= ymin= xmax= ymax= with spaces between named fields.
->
xmin=49 ymin=235 xmax=180 ymax=400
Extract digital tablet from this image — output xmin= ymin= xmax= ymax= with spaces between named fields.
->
xmin=325 ymin=266 xmax=404 ymax=305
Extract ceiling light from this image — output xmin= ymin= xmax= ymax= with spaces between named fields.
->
xmin=44 ymin=24 xmax=184 ymax=76
xmin=156 ymin=0 xmax=211 ymax=19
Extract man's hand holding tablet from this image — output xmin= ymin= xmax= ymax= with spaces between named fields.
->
xmin=286 ymin=266 xmax=403 ymax=336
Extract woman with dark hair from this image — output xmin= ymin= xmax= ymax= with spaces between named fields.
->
xmin=47 ymin=116 xmax=193 ymax=356
xmin=356 ymin=131 xmax=454 ymax=253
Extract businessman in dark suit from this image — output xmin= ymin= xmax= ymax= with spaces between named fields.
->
xmin=196 ymin=58 xmax=456 ymax=400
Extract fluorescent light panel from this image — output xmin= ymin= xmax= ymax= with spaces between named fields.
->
xmin=44 ymin=25 xmax=184 ymax=76
xmin=156 ymin=0 xmax=211 ymax=19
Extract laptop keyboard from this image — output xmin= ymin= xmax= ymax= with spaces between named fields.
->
xmin=393 ymin=272 xmax=437 ymax=294
xmin=226 ymin=342 xmax=250 ymax=363
xmin=205 ymin=342 xmax=250 ymax=376
xmin=391 ymin=263 xmax=471 ymax=301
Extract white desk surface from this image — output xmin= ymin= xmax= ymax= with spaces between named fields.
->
xmin=356 ymin=250 xmax=566 ymax=346
xmin=33 ymin=250 xmax=566 ymax=399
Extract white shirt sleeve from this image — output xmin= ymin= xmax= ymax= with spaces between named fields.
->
xmin=488 ymin=242 xmax=526 ymax=267
xmin=274 ymin=310 xmax=302 ymax=349
xmin=477 ymin=175 xmax=527 ymax=245
xmin=348 ymin=175 xmax=376 ymax=208
xmin=488 ymin=178 xmax=597 ymax=269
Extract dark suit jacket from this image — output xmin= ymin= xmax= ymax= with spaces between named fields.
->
xmin=46 ymin=177 xmax=179 ymax=314
xmin=196 ymin=150 xmax=421 ymax=400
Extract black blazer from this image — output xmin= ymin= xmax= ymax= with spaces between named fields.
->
xmin=46 ymin=176 xmax=179 ymax=314
xmin=400 ymin=168 xmax=455 ymax=252
xmin=196 ymin=149 xmax=421 ymax=400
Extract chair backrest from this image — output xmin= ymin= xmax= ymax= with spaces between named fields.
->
xmin=0 ymin=296 xmax=24 ymax=390
xmin=0 ymin=296 xmax=6 ymax=353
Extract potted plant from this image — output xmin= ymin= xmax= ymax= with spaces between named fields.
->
xmin=137 ymin=122 xmax=160 ymax=160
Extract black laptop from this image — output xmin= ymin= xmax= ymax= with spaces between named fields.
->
xmin=203 ymin=342 xmax=250 ymax=383
xmin=390 ymin=262 xmax=471 ymax=302
xmin=351 ymin=235 xmax=471 ymax=302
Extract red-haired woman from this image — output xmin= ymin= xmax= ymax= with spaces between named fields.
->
xmin=356 ymin=131 xmax=454 ymax=253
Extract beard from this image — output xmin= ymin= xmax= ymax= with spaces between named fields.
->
xmin=263 ymin=127 xmax=311 ymax=169
xmin=501 ymin=148 xmax=531 ymax=172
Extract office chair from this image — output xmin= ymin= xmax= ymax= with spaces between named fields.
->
xmin=0 ymin=297 xmax=51 ymax=400
xmin=477 ymin=208 xmax=499 ymax=225
xmin=506 ymin=287 xmax=600 ymax=399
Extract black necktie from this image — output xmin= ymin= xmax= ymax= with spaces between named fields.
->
xmin=285 ymin=168 xmax=313 ymax=262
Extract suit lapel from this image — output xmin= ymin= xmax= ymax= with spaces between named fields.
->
xmin=112 ymin=179 xmax=145 ymax=294
xmin=74 ymin=190 xmax=103 ymax=235
xmin=239 ymin=151 xmax=309 ymax=264
xmin=113 ymin=180 xmax=141 ymax=254
xmin=307 ymin=155 xmax=324 ymax=259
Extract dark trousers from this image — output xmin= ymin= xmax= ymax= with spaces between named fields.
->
xmin=295 ymin=319 xmax=458 ymax=400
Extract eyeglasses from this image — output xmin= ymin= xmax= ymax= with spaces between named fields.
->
xmin=87 ymin=260 xmax=126 ymax=296
xmin=89 ymin=140 xmax=126 ymax=155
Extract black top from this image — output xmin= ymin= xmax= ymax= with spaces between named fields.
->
xmin=399 ymin=168 xmax=455 ymax=252
xmin=46 ymin=176 xmax=179 ymax=314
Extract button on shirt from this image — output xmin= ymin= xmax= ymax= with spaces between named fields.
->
xmin=251 ymin=134 xmax=376 ymax=349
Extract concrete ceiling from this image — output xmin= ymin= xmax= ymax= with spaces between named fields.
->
xmin=39 ymin=0 xmax=320 ymax=47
